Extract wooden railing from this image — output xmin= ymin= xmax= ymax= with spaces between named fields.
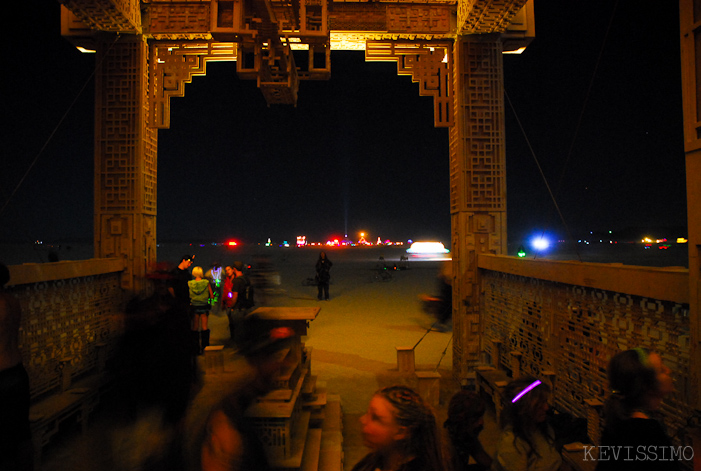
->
xmin=477 ymin=254 xmax=693 ymax=447
xmin=7 ymin=258 xmax=126 ymax=400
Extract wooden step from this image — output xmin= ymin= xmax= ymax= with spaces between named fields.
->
xmin=318 ymin=394 xmax=343 ymax=471
xmin=300 ymin=428 xmax=322 ymax=471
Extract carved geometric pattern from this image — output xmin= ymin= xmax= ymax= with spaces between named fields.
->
xmin=366 ymin=41 xmax=453 ymax=127
xmin=329 ymin=3 xmax=388 ymax=31
xmin=149 ymin=42 xmax=237 ymax=128
xmin=449 ymin=37 xmax=505 ymax=213
xmin=62 ymin=0 xmax=141 ymax=32
xmin=386 ymin=5 xmax=452 ymax=33
xmin=10 ymin=273 xmax=123 ymax=399
xmin=96 ymin=39 xmax=149 ymax=213
xmin=148 ymin=3 xmax=212 ymax=36
xmin=330 ymin=32 xmax=444 ymax=50
xmin=481 ymin=270 xmax=693 ymax=448
xmin=458 ymin=0 xmax=529 ymax=35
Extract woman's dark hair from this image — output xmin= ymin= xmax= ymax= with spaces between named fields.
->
xmin=500 ymin=376 xmax=552 ymax=466
xmin=603 ymin=348 xmax=660 ymax=428
xmin=376 ymin=385 xmax=445 ymax=471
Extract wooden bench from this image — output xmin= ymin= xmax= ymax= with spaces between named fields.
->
xmin=29 ymin=373 xmax=109 ymax=468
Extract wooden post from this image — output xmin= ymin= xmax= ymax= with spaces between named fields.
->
xmin=396 ymin=346 xmax=415 ymax=373
xmin=416 ymin=371 xmax=442 ymax=407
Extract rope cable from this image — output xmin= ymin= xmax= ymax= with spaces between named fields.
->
xmin=0 ymin=34 xmax=121 ymax=220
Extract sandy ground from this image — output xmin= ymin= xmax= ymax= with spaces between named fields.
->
xmin=39 ymin=246 xmax=501 ymax=470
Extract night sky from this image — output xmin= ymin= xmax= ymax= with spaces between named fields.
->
xmin=0 ymin=0 xmax=686 ymax=247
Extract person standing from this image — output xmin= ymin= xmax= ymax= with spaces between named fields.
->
xmin=189 ymin=266 xmax=213 ymax=354
xmin=315 ymin=251 xmax=333 ymax=301
xmin=0 ymin=263 xmax=34 ymax=471
xmin=595 ymin=348 xmax=679 ymax=471
xmin=169 ymin=255 xmax=194 ymax=314
xmin=226 ymin=262 xmax=252 ymax=341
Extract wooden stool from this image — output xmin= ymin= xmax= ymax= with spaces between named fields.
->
xmin=396 ymin=346 xmax=415 ymax=373
xmin=415 ymin=371 xmax=442 ymax=407
xmin=204 ymin=345 xmax=225 ymax=374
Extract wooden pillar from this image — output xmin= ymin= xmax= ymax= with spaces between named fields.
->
xmin=450 ymin=35 xmax=508 ymax=382
xmin=94 ymin=34 xmax=158 ymax=296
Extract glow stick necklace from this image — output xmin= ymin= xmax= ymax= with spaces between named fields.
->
xmin=512 ymin=380 xmax=541 ymax=403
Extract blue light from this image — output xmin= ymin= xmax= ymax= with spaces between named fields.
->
xmin=530 ymin=235 xmax=550 ymax=251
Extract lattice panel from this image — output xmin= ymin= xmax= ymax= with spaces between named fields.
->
xmin=386 ymin=5 xmax=452 ymax=33
xmin=481 ymin=270 xmax=693 ymax=447
xmin=458 ymin=0 xmax=528 ymax=35
xmin=96 ymin=39 xmax=148 ymax=213
xmin=10 ymin=273 xmax=123 ymax=399
xmin=63 ymin=0 xmax=141 ymax=32
xmin=329 ymin=4 xmax=387 ymax=31
xmin=149 ymin=42 xmax=237 ymax=128
xmin=450 ymin=38 xmax=505 ymax=212
xmin=366 ymin=41 xmax=453 ymax=127
xmin=148 ymin=3 xmax=212 ymax=35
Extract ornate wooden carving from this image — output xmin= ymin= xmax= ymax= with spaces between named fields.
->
xmin=457 ymin=0 xmax=528 ymax=35
xmin=62 ymin=0 xmax=141 ymax=32
xmin=366 ymin=40 xmax=453 ymax=127
xmin=149 ymin=41 xmax=237 ymax=128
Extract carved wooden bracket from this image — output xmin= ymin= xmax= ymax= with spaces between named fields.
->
xmin=365 ymin=41 xmax=453 ymax=128
xmin=149 ymin=41 xmax=237 ymax=129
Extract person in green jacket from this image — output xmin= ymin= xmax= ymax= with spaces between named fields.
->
xmin=189 ymin=266 xmax=213 ymax=354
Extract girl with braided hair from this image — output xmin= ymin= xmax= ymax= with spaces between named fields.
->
xmin=595 ymin=347 xmax=678 ymax=471
xmin=352 ymin=385 xmax=447 ymax=471
xmin=492 ymin=376 xmax=562 ymax=471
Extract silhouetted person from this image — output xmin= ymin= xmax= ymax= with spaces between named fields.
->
xmin=315 ymin=251 xmax=332 ymax=300
xmin=596 ymin=348 xmax=679 ymax=471
xmin=0 ymin=262 xmax=34 ymax=471
xmin=444 ymin=390 xmax=492 ymax=471
xmin=168 ymin=254 xmax=194 ymax=313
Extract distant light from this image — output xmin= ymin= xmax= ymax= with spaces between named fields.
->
xmin=406 ymin=242 xmax=449 ymax=254
xmin=227 ymin=241 xmax=238 ymax=247
xmin=503 ymin=47 xmax=526 ymax=55
xmin=531 ymin=236 xmax=550 ymax=251
xmin=517 ymin=245 xmax=526 ymax=258
xmin=77 ymin=46 xmax=96 ymax=54
xmin=677 ymin=238 xmax=688 ymax=243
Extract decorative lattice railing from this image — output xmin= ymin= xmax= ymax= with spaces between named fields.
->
xmin=7 ymin=259 xmax=126 ymax=400
xmin=477 ymin=254 xmax=693 ymax=447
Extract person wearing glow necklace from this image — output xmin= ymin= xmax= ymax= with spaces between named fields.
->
xmin=492 ymin=376 xmax=562 ymax=471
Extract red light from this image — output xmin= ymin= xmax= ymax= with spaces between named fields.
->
xmin=227 ymin=241 xmax=238 ymax=247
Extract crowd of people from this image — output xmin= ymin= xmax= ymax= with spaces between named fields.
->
xmin=0 ymin=252 xmax=685 ymax=471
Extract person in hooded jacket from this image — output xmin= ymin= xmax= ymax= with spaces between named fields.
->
xmin=189 ymin=266 xmax=213 ymax=354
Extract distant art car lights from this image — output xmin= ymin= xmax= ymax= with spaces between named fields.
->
xmin=406 ymin=242 xmax=450 ymax=254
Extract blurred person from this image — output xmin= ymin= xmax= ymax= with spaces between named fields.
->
xmin=352 ymin=385 xmax=447 ymax=471
xmin=225 ymin=262 xmax=253 ymax=341
xmin=169 ymin=255 xmax=194 ymax=313
xmin=0 ymin=262 xmax=33 ymax=471
xmin=444 ymin=390 xmax=492 ymax=470
xmin=315 ymin=251 xmax=333 ymax=301
xmin=492 ymin=376 xmax=562 ymax=471
xmin=189 ymin=266 xmax=213 ymax=354
xmin=199 ymin=315 xmax=296 ymax=471
xmin=595 ymin=348 xmax=679 ymax=471
xmin=420 ymin=263 xmax=452 ymax=331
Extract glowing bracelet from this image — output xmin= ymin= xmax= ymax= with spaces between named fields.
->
xmin=512 ymin=380 xmax=541 ymax=403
